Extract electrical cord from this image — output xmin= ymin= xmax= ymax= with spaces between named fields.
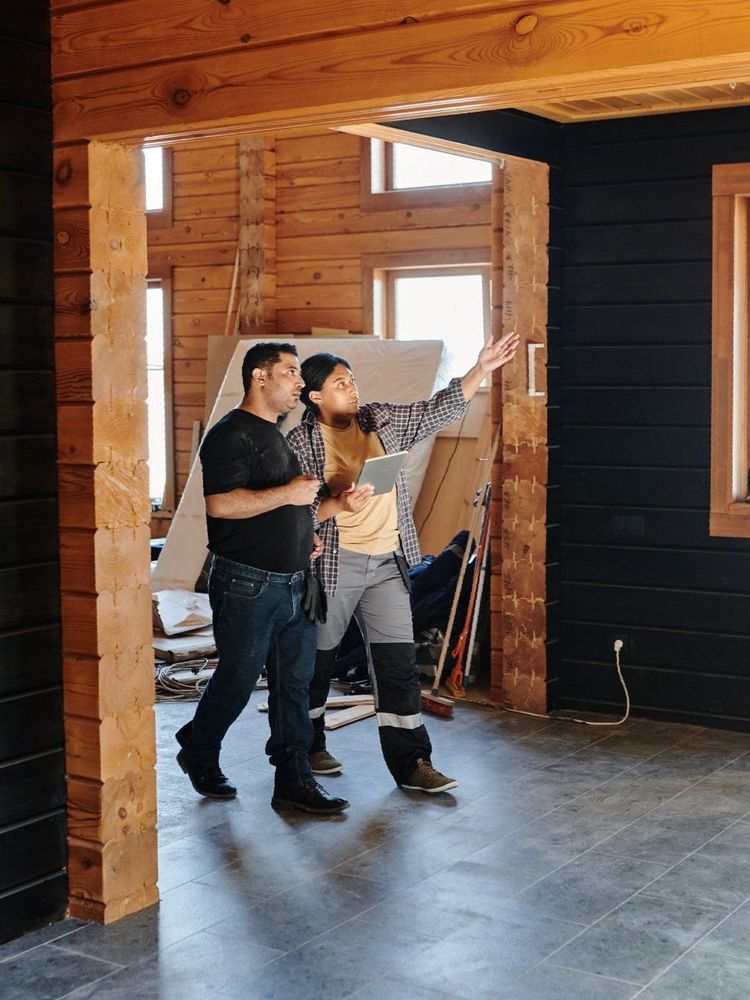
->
xmin=502 ymin=640 xmax=631 ymax=728
xmin=155 ymin=659 xmax=217 ymax=701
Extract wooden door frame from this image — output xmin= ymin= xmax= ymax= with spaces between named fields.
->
xmin=53 ymin=119 xmax=549 ymax=924
xmin=54 ymin=15 xmax=750 ymax=926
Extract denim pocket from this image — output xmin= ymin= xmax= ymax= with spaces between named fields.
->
xmin=227 ymin=576 xmax=266 ymax=600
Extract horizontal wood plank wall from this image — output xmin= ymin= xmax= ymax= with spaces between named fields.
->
xmin=275 ymin=129 xmax=490 ymax=335
xmin=148 ymin=137 xmax=276 ymax=502
xmin=559 ymin=105 xmax=750 ymax=729
xmin=277 ymin=128 xmax=493 ymax=557
xmin=0 ymin=0 xmax=68 ymax=944
xmin=150 ymin=127 xmax=491 ymax=525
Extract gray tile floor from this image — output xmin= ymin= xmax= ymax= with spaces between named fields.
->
xmin=4 ymin=701 xmax=750 ymax=999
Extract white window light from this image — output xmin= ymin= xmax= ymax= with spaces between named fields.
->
xmin=143 ymin=147 xmax=165 ymax=212
xmin=146 ymin=283 xmax=167 ymax=506
xmin=372 ymin=139 xmax=492 ymax=191
xmin=391 ymin=271 xmax=489 ymax=382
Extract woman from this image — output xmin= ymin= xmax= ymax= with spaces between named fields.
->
xmin=286 ymin=331 xmax=519 ymax=794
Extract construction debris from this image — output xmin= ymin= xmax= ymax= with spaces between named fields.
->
xmin=152 ymin=590 xmax=212 ymax=636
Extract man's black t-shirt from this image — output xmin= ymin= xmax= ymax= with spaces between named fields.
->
xmin=200 ymin=409 xmax=313 ymax=573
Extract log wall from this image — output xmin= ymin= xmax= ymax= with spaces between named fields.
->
xmin=148 ymin=127 xmax=493 ymax=555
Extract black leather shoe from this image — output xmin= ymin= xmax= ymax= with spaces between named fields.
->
xmin=176 ymin=749 xmax=237 ymax=799
xmin=271 ymin=778 xmax=349 ymax=814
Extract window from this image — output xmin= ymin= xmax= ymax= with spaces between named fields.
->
xmin=146 ymin=279 xmax=174 ymax=512
xmin=142 ymin=146 xmax=173 ymax=227
xmin=372 ymin=139 xmax=492 ymax=191
xmin=711 ymin=163 xmax=750 ymax=537
xmin=362 ymin=138 xmax=492 ymax=211
xmin=373 ymin=264 xmax=491 ymax=383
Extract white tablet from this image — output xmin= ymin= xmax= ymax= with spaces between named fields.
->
xmin=355 ymin=451 xmax=408 ymax=496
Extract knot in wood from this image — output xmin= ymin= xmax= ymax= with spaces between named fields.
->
xmin=241 ymin=34 xmax=251 ymax=43
xmin=623 ymin=17 xmax=647 ymax=35
xmin=109 ymin=238 xmax=122 ymax=251
xmin=56 ymin=230 xmax=70 ymax=245
xmin=514 ymin=13 xmax=539 ymax=35
xmin=55 ymin=159 xmax=73 ymax=185
xmin=400 ymin=16 xmax=418 ymax=25
xmin=172 ymin=88 xmax=192 ymax=107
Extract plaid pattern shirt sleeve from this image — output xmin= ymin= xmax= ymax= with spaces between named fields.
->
xmin=372 ymin=377 xmax=469 ymax=451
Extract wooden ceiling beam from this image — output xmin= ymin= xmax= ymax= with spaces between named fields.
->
xmin=52 ymin=1 xmax=750 ymax=144
xmin=52 ymin=0 xmax=560 ymax=78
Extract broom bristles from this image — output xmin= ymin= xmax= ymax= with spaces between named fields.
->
xmin=421 ymin=691 xmax=454 ymax=718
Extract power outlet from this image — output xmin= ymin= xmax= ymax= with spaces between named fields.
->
xmin=610 ymin=635 xmax=628 ymax=655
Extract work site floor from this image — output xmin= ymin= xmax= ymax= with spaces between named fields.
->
xmin=4 ymin=701 xmax=750 ymax=999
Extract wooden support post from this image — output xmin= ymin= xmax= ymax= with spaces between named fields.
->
xmin=54 ymin=140 xmax=158 ymax=923
xmin=495 ymin=159 xmax=550 ymax=713
xmin=489 ymin=165 xmax=505 ymax=704
xmin=237 ymin=137 xmax=276 ymax=335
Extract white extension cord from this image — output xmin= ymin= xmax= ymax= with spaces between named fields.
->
xmin=155 ymin=658 xmax=216 ymax=701
xmin=503 ymin=638 xmax=632 ymax=728
xmin=571 ymin=639 xmax=630 ymax=727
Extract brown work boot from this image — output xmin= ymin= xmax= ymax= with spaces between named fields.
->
xmin=401 ymin=758 xmax=458 ymax=794
xmin=309 ymin=749 xmax=343 ymax=775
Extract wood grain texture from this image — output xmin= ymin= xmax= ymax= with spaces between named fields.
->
xmin=52 ymin=140 xmax=157 ymax=924
xmin=52 ymin=2 xmax=750 ymax=144
xmin=498 ymin=159 xmax=550 ymax=714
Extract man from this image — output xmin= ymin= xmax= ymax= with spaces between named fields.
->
xmin=175 ymin=342 xmax=348 ymax=815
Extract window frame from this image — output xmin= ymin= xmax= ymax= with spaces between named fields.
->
xmin=384 ymin=264 xmax=491 ymax=344
xmin=144 ymin=145 xmax=173 ymax=230
xmin=361 ymin=137 xmax=491 ymax=211
xmin=362 ymin=250 xmax=492 ymax=386
xmin=711 ymin=163 xmax=750 ymax=537
xmin=146 ymin=269 xmax=176 ymax=516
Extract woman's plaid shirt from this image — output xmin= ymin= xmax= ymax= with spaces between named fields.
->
xmin=285 ymin=377 xmax=469 ymax=597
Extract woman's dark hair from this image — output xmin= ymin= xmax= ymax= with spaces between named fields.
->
xmin=299 ymin=352 xmax=351 ymax=416
xmin=241 ymin=341 xmax=298 ymax=392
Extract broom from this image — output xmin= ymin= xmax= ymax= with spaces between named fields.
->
xmin=421 ymin=427 xmax=501 ymax=718
xmin=446 ymin=482 xmax=492 ymax=698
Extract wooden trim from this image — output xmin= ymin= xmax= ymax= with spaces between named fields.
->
xmin=359 ymin=135 xmax=492 ymax=211
xmin=145 ymin=146 xmax=173 ymax=231
xmin=711 ymin=163 xmax=750 ymax=539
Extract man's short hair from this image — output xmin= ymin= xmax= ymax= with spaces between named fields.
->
xmin=241 ymin=342 xmax=298 ymax=392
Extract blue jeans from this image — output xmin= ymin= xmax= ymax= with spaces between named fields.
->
xmin=189 ymin=554 xmax=317 ymax=785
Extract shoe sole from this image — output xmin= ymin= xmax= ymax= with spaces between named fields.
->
xmin=176 ymin=752 xmax=237 ymax=800
xmin=271 ymin=797 xmax=349 ymax=814
xmin=401 ymin=779 xmax=458 ymax=794
xmin=309 ymin=764 xmax=343 ymax=775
